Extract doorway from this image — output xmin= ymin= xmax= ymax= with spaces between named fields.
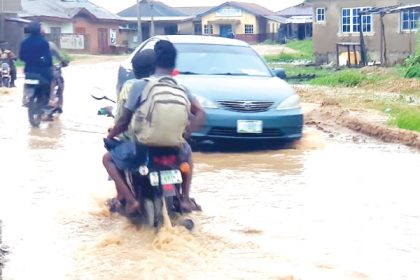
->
xmin=98 ymin=28 xmax=108 ymax=54
xmin=297 ymin=24 xmax=306 ymax=40
xmin=220 ymin=24 xmax=232 ymax=38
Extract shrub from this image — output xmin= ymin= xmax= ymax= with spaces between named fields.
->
xmin=403 ymin=30 xmax=420 ymax=78
xmin=404 ymin=64 xmax=420 ymax=78
xmin=389 ymin=110 xmax=420 ymax=132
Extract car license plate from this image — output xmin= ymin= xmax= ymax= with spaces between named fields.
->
xmin=149 ymin=170 xmax=183 ymax=187
xmin=237 ymin=120 xmax=263 ymax=133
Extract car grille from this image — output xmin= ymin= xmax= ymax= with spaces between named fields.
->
xmin=210 ymin=127 xmax=282 ymax=137
xmin=218 ymin=101 xmax=274 ymax=113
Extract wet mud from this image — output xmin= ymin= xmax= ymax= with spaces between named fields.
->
xmin=297 ymin=86 xmax=420 ymax=149
xmin=305 ymin=103 xmax=420 ymax=149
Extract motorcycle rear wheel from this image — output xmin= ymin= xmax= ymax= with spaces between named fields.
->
xmin=28 ymin=98 xmax=43 ymax=127
xmin=2 ymin=77 xmax=9 ymax=88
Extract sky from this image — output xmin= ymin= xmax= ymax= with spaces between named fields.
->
xmin=90 ymin=0 xmax=304 ymax=14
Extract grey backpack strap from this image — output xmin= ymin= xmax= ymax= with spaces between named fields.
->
xmin=157 ymin=76 xmax=178 ymax=86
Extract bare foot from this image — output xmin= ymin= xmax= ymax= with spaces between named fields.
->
xmin=107 ymin=197 xmax=125 ymax=214
xmin=125 ymin=200 xmax=141 ymax=216
xmin=180 ymin=198 xmax=195 ymax=212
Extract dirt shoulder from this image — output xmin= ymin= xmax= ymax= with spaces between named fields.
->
xmin=252 ymin=44 xmax=298 ymax=56
xmin=298 ymin=85 xmax=420 ymax=149
xmin=69 ymin=54 xmax=128 ymax=65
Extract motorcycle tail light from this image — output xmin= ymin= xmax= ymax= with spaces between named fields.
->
xmin=163 ymin=184 xmax=175 ymax=192
xmin=153 ymin=155 xmax=177 ymax=166
xmin=179 ymin=162 xmax=191 ymax=174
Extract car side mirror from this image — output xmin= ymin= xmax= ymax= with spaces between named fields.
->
xmin=273 ymin=68 xmax=286 ymax=79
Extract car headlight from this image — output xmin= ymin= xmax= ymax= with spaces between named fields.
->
xmin=276 ymin=95 xmax=301 ymax=110
xmin=193 ymin=94 xmax=219 ymax=109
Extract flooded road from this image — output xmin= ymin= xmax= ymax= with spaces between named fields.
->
xmin=0 ymin=61 xmax=419 ymax=280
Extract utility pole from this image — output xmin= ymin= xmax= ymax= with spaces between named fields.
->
xmin=150 ymin=0 xmax=155 ymax=37
xmin=137 ymin=0 xmax=143 ymax=43
xmin=0 ymin=0 xmax=5 ymax=43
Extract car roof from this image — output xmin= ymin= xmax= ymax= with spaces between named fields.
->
xmin=151 ymin=35 xmax=250 ymax=47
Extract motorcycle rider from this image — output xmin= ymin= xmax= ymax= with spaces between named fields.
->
xmin=39 ymin=27 xmax=69 ymax=110
xmin=103 ymin=49 xmax=157 ymax=215
xmin=49 ymin=40 xmax=68 ymax=65
xmin=0 ymin=42 xmax=17 ymax=87
xmin=19 ymin=21 xmax=53 ymax=106
xmin=49 ymin=40 xmax=68 ymax=111
xmin=104 ymin=40 xmax=205 ymax=215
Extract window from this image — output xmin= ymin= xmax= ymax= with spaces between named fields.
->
xmin=342 ymin=8 xmax=351 ymax=32
xmin=316 ymin=8 xmax=325 ymax=22
xmin=50 ymin=27 xmax=62 ymax=47
xmin=244 ymin=24 xmax=254 ymax=34
xmin=362 ymin=10 xmax=372 ymax=32
xmin=203 ymin=24 xmax=213 ymax=35
xmin=50 ymin=27 xmax=61 ymax=35
xmin=342 ymin=8 xmax=372 ymax=33
xmin=352 ymin=8 xmax=361 ymax=31
xmin=176 ymin=44 xmax=272 ymax=77
xmin=401 ymin=8 xmax=419 ymax=31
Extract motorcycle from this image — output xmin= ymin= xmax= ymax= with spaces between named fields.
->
xmin=23 ymin=62 xmax=67 ymax=127
xmin=95 ymin=97 xmax=197 ymax=231
xmin=104 ymin=138 xmax=195 ymax=230
xmin=0 ymin=62 xmax=11 ymax=88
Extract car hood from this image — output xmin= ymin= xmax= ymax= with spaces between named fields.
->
xmin=175 ymin=75 xmax=295 ymax=102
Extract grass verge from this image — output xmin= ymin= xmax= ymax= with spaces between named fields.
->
xmin=264 ymin=40 xmax=313 ymax=62
xmin=389 ymin=109 xmax=420 ymax=132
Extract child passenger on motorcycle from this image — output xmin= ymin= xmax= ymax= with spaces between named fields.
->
xmin=103 ymin=41 xmax=205 ymax=216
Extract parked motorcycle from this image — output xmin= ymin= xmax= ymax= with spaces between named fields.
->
xmin=23 ymin=62 xmax=67 ymax=127
xmin=0 ymin=62 xmax=11 ymax=88
xmin=95 ymin=96 xmax=197 ymax=231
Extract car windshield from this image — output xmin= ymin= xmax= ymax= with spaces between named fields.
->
xmin=175 ymin=43 xmax=272 ymax=77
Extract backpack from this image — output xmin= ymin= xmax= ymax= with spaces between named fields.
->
xmin=131 ymin=76 xmax=191 ymax=147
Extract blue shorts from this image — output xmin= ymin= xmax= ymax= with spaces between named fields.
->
xmin=178 ymin=142 xmax=192 ymax=163
xmin=110 ymin=141 xmax=148 ymax=171
xmin=110 ymin=141 xmax=192 ymax=171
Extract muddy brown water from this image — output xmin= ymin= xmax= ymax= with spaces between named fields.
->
xmin=0 ymin=62 xmax=419 ymax=280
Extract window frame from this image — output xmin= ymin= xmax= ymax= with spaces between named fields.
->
xmin=341 ymin=7 xmax=372 ymax=34
xmin=316 ymin=7 xmax=326 ymax=22
xmin=244 ymin=24 xmax=254 ymax=34
xmin=401 ymin=8 xmax=420 ymax=31
xmin=203 ymin=24 xmax=213 ymax=35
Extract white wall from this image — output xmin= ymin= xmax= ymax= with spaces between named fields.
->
xmin=42 ymin=21 xmax=73 ymax=34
